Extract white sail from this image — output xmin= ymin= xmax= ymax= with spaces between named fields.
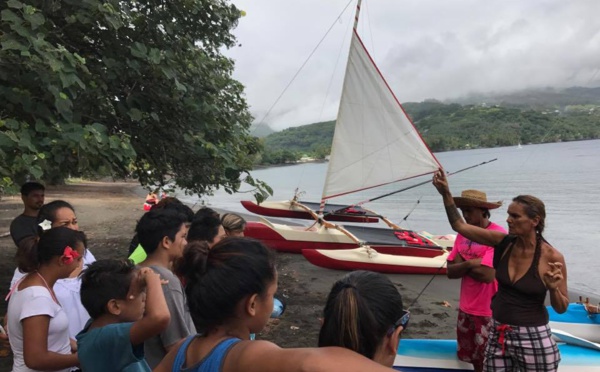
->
xmin=321 ymin=31 xmax=441 ymax=201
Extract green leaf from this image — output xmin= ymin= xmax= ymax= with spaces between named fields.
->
xmin=7 ymin=0 xmax=23 ymax=9
xmin=1 ymin=9 xmax=22 ymax=25
xmin=174 ymin=78 xmax=187 ymax=92
xmin=130 ymin=42 xmax=147 ymax=59
xmin=24 ymin=12 xmax=45 ymax=30
xmin=1 ymin=38 xmax=26 ymax=51
xmin=128 ymin=109 xmax=143 ymax=121
xmin=23 ymin=5 xmax=35 ymax=15
xmin=29 ymin=166 xmax=43 ymax=179
xmin=148 ymin=48 xmax=161 ymax=64
xmin=5 ymin=119 xmax=20 ymax=130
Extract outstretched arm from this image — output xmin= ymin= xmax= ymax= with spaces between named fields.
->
xmin=432 ymin=170 xmax=505 ymax=247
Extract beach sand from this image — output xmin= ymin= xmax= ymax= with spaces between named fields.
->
xmin=2 ymin=181 xmax=593 ymax=370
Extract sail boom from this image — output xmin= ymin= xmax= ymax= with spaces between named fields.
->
xmin=321 ymin=169 xmax=438 ymax=201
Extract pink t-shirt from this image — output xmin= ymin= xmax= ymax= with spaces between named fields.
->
xmin=447 ymin=222 xmax=506 ymax=317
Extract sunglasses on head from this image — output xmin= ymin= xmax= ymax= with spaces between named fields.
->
xmin=388 ymin=309 xmax=410 ymax=335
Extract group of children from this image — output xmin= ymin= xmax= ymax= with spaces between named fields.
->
xmin=6 ymin=190 xmax=410 ymax=372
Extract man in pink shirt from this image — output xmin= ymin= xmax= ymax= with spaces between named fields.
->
xmin=447 ymin=189 xmax=506 ymax=372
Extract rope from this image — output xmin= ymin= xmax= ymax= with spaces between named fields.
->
xmin=253 ymin=0 xmax=355 ymax=130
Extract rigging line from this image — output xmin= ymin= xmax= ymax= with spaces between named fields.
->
xmin=254 ymin=0 xmax=355 ymax=128
xmin=364 ymin=0 xmax=376 ymax=58
xmin=401 ymin=197 xmax=421 ymax=222
xmin=317 ymin=3 xmax=354 ymax=122
xmin=407 ymin=262 xmax=447 ymax=310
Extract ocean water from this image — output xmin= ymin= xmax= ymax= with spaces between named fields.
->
xmin=179 ymin=139 xmax=600 ymax=296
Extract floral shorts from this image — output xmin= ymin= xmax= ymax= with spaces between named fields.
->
xmin=456 ymin=309 xmax=492 ymax=372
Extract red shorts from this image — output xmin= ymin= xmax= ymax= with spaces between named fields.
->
xmin=456 ymin=309 xmax=492 ymax=372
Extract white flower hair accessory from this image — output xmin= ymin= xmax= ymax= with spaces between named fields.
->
xmin=38 ymin=219 xmax=52 ymax=231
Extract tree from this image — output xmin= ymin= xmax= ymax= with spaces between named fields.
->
xmin=0 ymin=0 xmax=271 ymax=202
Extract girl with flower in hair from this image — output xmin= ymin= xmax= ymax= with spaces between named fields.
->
xmin=10 ymin=200 xmax=96 ymax=340
xmin=7 ymin=227 xmax=86 ymax=371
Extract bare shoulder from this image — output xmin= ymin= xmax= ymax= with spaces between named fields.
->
xmin=541 ymin=241 xmax=565 ymax=263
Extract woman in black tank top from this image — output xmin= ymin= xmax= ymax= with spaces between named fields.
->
xmin=433 ymin=170 xmax=568 ymax=372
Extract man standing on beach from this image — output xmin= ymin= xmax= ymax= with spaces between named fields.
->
xmin=446 ymin=189 xmax=506 ymax=372
xmin=9 ymin=182 xmax=45 ymax=248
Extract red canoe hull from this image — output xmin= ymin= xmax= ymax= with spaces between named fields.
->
xmin=244 ymin=221 xmax=445 ymax=258
xmin=302 ymin=249 xmax=448 ymax=275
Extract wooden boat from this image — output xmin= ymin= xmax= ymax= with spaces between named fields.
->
xmin=302 ymin=248 xmax=449 ymax=275
xmin=240 ymin=200 xmax=379 ymax=223
xmin=548 ymin=301 xmax=600 ymax=343
xmin=245 ymin=218 xmax=452 ymax=257
xmin=395 ymin=336 xmax=600 ymax=371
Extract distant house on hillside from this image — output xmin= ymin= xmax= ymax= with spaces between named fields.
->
xmin=299 ymin=155 xmax=315 ymax=163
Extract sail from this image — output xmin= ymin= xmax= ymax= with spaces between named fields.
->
xmin=321 ymin=30 xmax=441 ymax=201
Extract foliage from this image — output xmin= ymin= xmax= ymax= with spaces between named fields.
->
xmin=0 ymin=0 xmax=271 ymax=202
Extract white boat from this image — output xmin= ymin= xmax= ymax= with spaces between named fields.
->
xmin=244 ymin=0 xmax=450 ymax=256
xmin=548 ymin=302 xmax=600 ymax=343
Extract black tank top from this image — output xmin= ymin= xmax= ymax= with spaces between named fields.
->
xmin=491 ymin=236 xmax=548 ymax=326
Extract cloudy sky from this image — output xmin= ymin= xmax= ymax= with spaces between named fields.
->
xmin=225 ymin=0 xmax=600 ymax=130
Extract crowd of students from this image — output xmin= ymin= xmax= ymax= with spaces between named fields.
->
xmin=4 ymin=177 xmax=568 ymax=372
xmin=4 ymin=184 xmax=406 ymax=371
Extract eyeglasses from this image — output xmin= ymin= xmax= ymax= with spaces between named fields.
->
xmin=388 ymin=309 xmax=410 ymax=335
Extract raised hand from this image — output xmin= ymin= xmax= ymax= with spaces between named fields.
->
xmin=432 ymin=169 xmax=450 ymax=196
xmin=543 ymin=262 xmax=564 ymax=290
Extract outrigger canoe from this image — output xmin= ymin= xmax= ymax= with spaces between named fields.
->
xmin=302 ymin=248 xmax=449 ymax=275
xmin=244 ymin=217 xmax=453 ymax=258
xmin=240 ymin=200 xmax=380 ymax=223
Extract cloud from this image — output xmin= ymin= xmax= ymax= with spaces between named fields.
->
xmin=228 ymin=0 xmax=600 ymax=129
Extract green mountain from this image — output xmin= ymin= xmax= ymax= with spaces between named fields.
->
xmin=249 ymin=123 xmax=275 ymax=138
xmin=255 ymin=87 xmax=600 ymax=164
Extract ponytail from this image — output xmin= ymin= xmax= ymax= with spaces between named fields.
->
xmin=319 ymin=271 xmax=404 ymax=359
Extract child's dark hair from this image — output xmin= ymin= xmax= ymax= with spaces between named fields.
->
xmin=177 ymin=238 xmax=276 ymax=332
xmin=135 ymin=208 xmax=187 ymax=255
xmin=80 ymin=259 xmax=137 ymax=319
xmin=152 ymin=197 xmax=194 ymax=223
xmin=318 ymin=271 xmax=404 ymax=359
xmin=188 ymin=208 xmax=221 ymax=243
xmin=18 ymin=227 xmax=87 ymax=273
xmin=20 ymin=182 xmax=45 ymax=196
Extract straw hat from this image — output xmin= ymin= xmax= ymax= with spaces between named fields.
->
xmin=453 ymin=189 xmax=502 ymax=210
